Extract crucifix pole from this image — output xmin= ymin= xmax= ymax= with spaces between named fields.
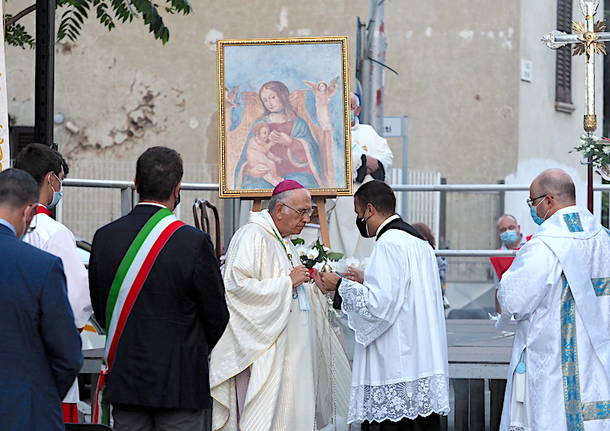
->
xmin=583 ymin=0 xmax=597 ymax=213
xmin=542 ymin=0 xmax=610 ymax=213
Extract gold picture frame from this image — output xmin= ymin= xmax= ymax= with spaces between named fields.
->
xmin=217 ymin=36 xmax=352 ymax=198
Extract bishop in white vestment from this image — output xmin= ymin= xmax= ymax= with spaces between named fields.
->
xmin=210 ymin=180 xmax=350 ymax=431
xmin=317 ymin=181 xmax=450 ymax=430
xmin=328 ymin=93 xmax=393 ymax=260
xmin=498 ymin=169 xmax=610 ymax=431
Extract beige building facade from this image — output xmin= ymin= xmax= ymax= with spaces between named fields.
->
xmin=5 ymin=1 xmax=603 ymax=257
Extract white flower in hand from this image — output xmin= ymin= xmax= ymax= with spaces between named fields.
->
xmin=313 ymin=261 xmax=325 ymax=271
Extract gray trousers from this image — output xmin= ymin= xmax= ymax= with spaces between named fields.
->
xmin=112 ymin=405 xmax=206 ymax=431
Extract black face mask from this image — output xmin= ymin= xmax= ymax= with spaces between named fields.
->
xmin=356 ymin=214 xmax=373 ymax=238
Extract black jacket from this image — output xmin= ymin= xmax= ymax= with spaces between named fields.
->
xmin=89 ymin=204 xmax=229 ymax=409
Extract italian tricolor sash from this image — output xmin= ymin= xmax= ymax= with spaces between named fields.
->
xmin=92 ymin=208 xmax=185 ymax=424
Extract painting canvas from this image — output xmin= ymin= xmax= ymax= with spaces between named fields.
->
xmin=217 ymin=37 xmax=352 ymax=197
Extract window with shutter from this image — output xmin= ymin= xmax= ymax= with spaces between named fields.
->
xmin=555 ymin=0 xmax=575 ymax=112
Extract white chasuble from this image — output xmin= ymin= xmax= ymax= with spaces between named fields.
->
xmin=338 ymin=224 xmax=450 ymax=423
xmin=210 ymin=210 xmax=350 ymax=431
xmin=498 ymin=206 xmax=610 ymax=431
xmin=328 ymin=122 xmax=393 ymax=260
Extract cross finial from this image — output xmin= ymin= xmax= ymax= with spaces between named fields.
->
xmin=580 ymin=0 xmax=599 ymax=15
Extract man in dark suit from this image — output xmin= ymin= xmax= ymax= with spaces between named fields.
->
xmin=0 ymin=168 xmax=83 ymax=431
xmin=89 ymin=146 xmax=229 ymax=431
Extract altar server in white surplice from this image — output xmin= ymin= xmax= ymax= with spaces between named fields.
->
xmin=328 ymin=93 xmax=393 ymax=260
xmin=210 ymin=180 xmax=350 ymax=431
xmin=498 ymin=169 xmax=610 ymax=431
xmin=316 ymin=180 xmax=450 ymax=431
xmin=15 ymin=144 xmax=92 ymax=423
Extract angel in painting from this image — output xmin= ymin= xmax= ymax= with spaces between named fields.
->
xmin=304 ymin=77 xmax=339 ymax=130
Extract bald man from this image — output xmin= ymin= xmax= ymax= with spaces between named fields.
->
xmin=497 ymin=169 xmax=610 ymax=431
xmin=328 ymin=93 xmax=394 ymax=260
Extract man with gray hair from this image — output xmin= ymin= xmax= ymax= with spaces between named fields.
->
xmin=498 ymin=168 xmax=610 ymax=431
xmin=0 ymin=168 xmax=83 ymax=431
xmin=496 ymin=214 xmax=526 ymax=250
xmin=328 ymin=92 xmax=394 ymax=260
xmin=210 ymin=179 xmax=350 ymax=431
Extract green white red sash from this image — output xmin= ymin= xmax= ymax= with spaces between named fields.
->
xmin=93 ymin=208 xmax=185 ymax=424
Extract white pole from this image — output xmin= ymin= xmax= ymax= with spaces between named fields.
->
xmin=0 ymin=0 xmax=10 ymax=171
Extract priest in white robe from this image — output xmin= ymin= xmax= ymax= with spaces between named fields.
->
xmin=316 ymin=180 xmax=450 ymax=430
xmin=210 ymin=180 xmax=350 ymax=431
xmin=498 ymin=169 xmax=610 ymax=431
xmin=328 ymin=93 xmax=393 ymax=260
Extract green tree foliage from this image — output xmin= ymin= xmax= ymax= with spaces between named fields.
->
xmin=5 ymin=0 xmax=192 ymax=49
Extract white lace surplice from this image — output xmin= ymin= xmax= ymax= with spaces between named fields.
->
xmin=339 ymin=228 xmax=450 ymax=423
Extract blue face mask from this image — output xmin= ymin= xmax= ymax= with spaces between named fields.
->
xmin=48 ymin=174 xmax=64 ymax=210
xmin=530 ymin=205 xmax=546 ymax=225
xmin=500 ymin=230 xmax=519 ymax=244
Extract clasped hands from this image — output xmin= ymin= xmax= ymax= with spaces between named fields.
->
xmin=289 ymin=265 xmax=312 ymax=287
xmin=313 ymin=265 xmax=365 ymax=293
xmin=290 ymin=265 xmax=364 ymax=291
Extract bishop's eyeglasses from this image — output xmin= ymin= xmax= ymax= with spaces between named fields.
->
xmin=281 ymin=203 xmax=315 ymax=217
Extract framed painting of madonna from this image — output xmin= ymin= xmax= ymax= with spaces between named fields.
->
xmin=217 ymin=37 xmax=352 ymax=197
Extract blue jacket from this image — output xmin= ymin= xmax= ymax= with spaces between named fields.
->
xmin=0 ymin=223 xmax=83 ymax=431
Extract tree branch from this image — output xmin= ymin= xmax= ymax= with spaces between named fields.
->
xmin=5 ymin=4 xmax=37 ymax=28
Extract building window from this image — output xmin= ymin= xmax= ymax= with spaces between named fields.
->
xmin=555 ymin=0 xmax=575 ymax=112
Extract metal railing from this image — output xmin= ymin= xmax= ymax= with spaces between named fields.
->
xmin=62 ymin=179 xmax=606 ymax=258
xmin=392 ymin=184 xmax=610 ymax=192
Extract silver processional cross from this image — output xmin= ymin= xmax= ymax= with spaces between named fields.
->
xmin=542 ymin=0 xmax=610 ymax=211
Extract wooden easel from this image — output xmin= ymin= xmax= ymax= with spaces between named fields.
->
xmin=247 ymin=195 xmax=332 ymax=247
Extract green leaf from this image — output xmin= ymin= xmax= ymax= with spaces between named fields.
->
xmin=168 ymin=0 xmax=191 ymax=14
xmin=5 ymin=22 xmax=35 ymax=49
xmin=291 ymin=238 xmax=305 ymax=246
xmin=7 ymin=0 xmax=192 ymax=47
xmin=111 ymin=0 xmax=134 ymax=22
xmin=326 ymin=252 xmax=344 ymax=261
